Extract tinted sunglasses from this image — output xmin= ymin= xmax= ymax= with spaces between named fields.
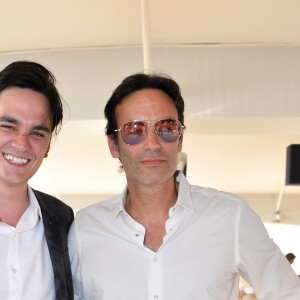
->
xmin=115 ymin=118 xmax=185 ymax=145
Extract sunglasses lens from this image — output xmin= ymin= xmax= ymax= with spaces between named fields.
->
xmin=118 ymin=119 xmax=183 ymax=145
xmin=121 ymin=121 xmax=148 ymax=145
xmin=155 ymin=119 xmax=182 ymax=143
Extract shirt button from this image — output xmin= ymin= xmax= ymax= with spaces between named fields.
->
xmin=154 ymin=295 xmax=158 ymax=299
xmin=154 ymin=258 xmax=158 ymax=262
xmin=12 ymin=268 xmax=17 ymax=273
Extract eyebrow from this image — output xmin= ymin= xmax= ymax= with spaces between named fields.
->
xmin=0 ymin=116 xmax=18 ymax=124
xmin=0 ymin=116 xmax=51 ymax=133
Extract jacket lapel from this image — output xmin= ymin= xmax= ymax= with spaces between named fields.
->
xmin=34 ymin=189 xmax=74 ymax=300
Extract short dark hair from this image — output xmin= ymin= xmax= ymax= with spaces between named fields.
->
xmin=104 ymin=73 xmax=185 ymax=137
xmin=286 ymin=253 xmax=296 ymax=261
xmin=0 ymin=61 xmax=64 ymax=135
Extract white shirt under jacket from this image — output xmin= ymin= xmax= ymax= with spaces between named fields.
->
xmin=68 ymin=172 xmax=300 ymax=300
xmin=0 ymin=187 xmax=55 ymax=300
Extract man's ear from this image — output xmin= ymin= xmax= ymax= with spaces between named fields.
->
xmin=107 ymin=135 xmax=120 ymax=158
xmin=178 ymin=133 xmax=183 ymax=152
xmin=44 ymin=143 xmax=51 ymax=158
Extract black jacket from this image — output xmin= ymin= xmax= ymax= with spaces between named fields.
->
xmin=34 ymin=189 xmax=74 ymax=300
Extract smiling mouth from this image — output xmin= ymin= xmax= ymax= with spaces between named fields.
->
xmin=3 ymin=154 xmax=30 ymax=165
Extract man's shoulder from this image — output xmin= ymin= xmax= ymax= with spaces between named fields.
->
xmin=179 ymin=172 xmax=246 ymax=207
xmin=75 ymin=195 xmax=121 ymax=221
xmin=190 ymin=183 xmax=247 ymax=208
xmin=32 ymin=188 xmax=74 ymax=224
xmin=33 ymin=189 xmax=72 ymax=210
xmin=80 ymin=194 xmax=120 ymax=211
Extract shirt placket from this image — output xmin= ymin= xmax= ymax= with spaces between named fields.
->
xmin=7 ymin=230 xmax=21 ymax=300
xmin=147 ymin=206 xmax=180 ymax=300
xmin=148 ymin=254 xmax=162 ymax=300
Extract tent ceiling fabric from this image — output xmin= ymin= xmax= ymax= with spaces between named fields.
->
xmin=1 ymin=0 xmax=300 ymax=53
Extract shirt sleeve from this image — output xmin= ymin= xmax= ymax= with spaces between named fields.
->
xmin=68 ymin=221 xmax=85 ymax=300
xmin=237 ymin=201 xmax=300 ymax=300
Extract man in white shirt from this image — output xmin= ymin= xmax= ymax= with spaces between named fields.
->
xmin=0 ymin=61 xmax=74 ymax=300
xmin=68 ymin=73 xmax=300 ymax=299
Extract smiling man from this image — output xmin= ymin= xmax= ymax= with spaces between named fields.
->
xmin=68 ymin=73 xmax=300 ymax=300
xmin=0 ymin=61 xmax=74 ymax=300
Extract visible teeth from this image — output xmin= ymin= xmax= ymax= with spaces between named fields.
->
xmin=4 ymin=154 xmax=29 ymax=165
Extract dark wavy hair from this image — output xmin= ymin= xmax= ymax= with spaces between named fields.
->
xmin=104 ymin=73 xmax=185 ymax=139
xmin=0 ymin=60 xmax=64 ymax=136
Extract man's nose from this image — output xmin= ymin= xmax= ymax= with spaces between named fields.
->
xmin=142 ymin=127 xmax=161 ymax=150
xmin=11 ymin=132 xmax=31 ymax=151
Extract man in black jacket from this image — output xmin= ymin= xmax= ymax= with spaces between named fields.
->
xmin=0 ymin=61 xmax=74 ymax=300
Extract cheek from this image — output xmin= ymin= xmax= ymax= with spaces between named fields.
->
xmin=171 ymin=141 xmax=182 ymax=156
xmin=118 ymin=148 xmax=130 ymax=162
xmin=0 ymin=132 xmax=13 ymax=143
xmin=118 ymin=148 xmax=140 ymax=170
xmin=33 ymin=140 xmax=51 ymax=156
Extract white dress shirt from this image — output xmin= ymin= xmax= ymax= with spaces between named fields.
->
xmin=0 ymin=187 xmax=55 ymax=300
xmin=68 ymin=172 xmax=300 ymax=300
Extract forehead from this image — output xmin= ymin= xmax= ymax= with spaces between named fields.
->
xmin=0 ymin=87 xmax=51 ymax=126
xmin=116 ymin=89 xmax=178 ymax=123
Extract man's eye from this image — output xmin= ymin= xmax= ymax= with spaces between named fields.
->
xmin=31 ymin=131 xmax=45 ymax=138
xmin=132 ymin=129 xmax=143 ymax=135
xmin=0 ymin=124 xmax=15 ymax=131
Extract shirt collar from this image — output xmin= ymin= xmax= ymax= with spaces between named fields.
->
xmin=16 ymin=187 xmax=42 ymax=231
xmin=27 ymin=186 xmax=42 ymax=218
xmin=175 ymin=171 xmax=196 ymax=212
xmin=113 ymin=185 xmax=129 ymax=219
xmin=114 ymin=171 xmax=195 ymax=219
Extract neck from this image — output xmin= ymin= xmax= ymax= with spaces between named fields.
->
xmin=0 ymin=185 xmax=29 ymax=227
xmin=125 ymin=178 xmax=178 ymax=222
xmin=125 ymin=177 xmax=179 ymax=252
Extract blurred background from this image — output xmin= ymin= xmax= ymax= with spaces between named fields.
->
xmin=1 ymin=0 xmax=300 ymax=275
